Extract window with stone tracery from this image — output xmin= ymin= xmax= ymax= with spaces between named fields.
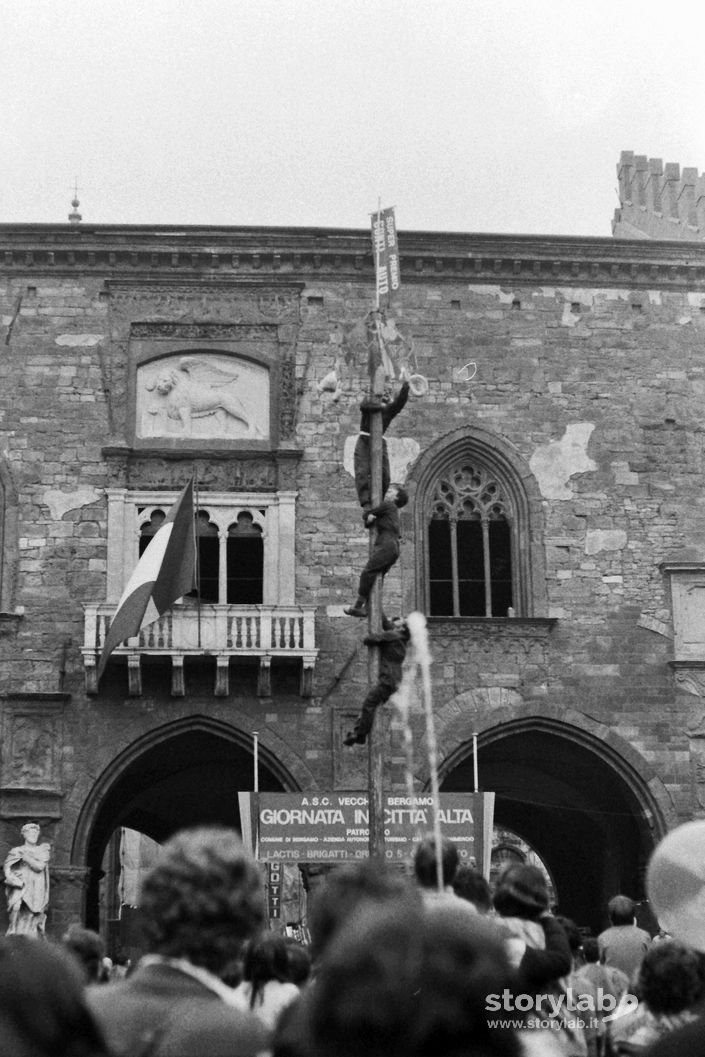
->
xmin=108 ymin=488 xmax=296 ymax=609
xmin=139 ymin=506 xmax=265 ymax=604
xmin=427 ymin=461 xmax=513 ymax=617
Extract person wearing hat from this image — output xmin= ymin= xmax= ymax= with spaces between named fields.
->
xmin=493 ymin=865 xmax=588 ymax=1055
xmin=493 ymin=863 xmax=572 ymax=988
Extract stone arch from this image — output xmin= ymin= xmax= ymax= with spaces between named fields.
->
xmin=419 ymin=704 xmax=674 ymax=931
xmin=71 ymin=713 xmax=315 ymax=868
xmin=403 ymin=425 xmax=547 ymax=617
xmin=70 ymin=714 xmax=319 ymax=929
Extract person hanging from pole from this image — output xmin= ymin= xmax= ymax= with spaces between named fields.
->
xmin=353 ymin=304 xmax=410 ymax=519
xmin=344 ymin=483 xmax=408 ymax=618
xmin=353 ymin=372 xmax=409 ymax=517
xmin=343 ymin=616 xmax=410 ymax=746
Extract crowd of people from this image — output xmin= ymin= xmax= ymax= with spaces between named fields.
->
xmin=2 ymin=821 xmax=705 ymax=1057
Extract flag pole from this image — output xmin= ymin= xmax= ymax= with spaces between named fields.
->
xmin=194 ymin=464 xmax=201 ymax=649
xmin=368 ymin=198 xmax=386 ymax=860
xmin=473 ymin=731 xmax=479 ymax=793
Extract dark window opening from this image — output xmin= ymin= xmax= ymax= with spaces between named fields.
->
xmin=139 ymin=510 xmax=166 ymax=555
xmin=194 ymin=511 xmax=219 ymax=602
xmin=227 ymin=512 xmax=263 ymax=604
xmin=428 ymin=462 xmax=514 ymax=617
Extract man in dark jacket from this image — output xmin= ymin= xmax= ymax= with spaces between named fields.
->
xmin=344 ymin=484 xmax=408 ymax=619
xmin=343 ymin=618 xmax=410 ymax=746
xmin=353 ymin=380 xmax=409 ymax=513
xmin=86 ymin=827 xmax=267 ymax=1057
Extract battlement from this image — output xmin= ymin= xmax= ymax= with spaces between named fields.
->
xmin=613 ymin=151 xmax=705 ymax=241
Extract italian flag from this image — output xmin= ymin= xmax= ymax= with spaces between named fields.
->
xmin=97 ymin=479 xmax=196 ymax=682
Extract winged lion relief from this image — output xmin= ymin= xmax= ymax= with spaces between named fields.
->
xmin=137 ymin=354 xmax=269 ymax=441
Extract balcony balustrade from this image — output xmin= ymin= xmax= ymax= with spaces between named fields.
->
xmin=82 ymin=602 xmax=318 ymax=697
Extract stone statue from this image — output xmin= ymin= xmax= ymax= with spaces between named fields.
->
xmin=4 ymin=821 xmax=51 ymax=936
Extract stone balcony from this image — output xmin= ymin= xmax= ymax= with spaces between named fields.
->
xmin=82 ymin=602 xmax=318 ymax=698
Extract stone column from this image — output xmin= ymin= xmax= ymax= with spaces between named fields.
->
xmin=48 ymin=865 xmax=92 ymax=938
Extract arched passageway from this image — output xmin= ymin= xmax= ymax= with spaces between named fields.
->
xmin=440 ymin=720 xmax=664 ymax=933
xmin=76 ymin=722 xmax=292 ymax=931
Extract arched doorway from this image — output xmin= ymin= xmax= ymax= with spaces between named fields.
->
xmin=440 ymin=718 xmax=666 ymax=933
xmin=73 ymin=718 xmax=295 ymax=933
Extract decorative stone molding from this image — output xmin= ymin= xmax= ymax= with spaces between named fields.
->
xmin=2 ymin=225 xmax=705 ymax=291
xmin=0 ymin=694 xmax=66 ymax=816
xmin=661 ymin=562 xmax=705 ymax=662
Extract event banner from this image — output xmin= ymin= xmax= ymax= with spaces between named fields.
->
xmin=370 ymin=206 xmax=401 ymax=307
xmin=239 ymin=791 xmax=495 ymax=874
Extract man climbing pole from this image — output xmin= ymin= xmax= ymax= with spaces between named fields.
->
xmin=344 ymin=617 xmax=410 ymax=746
xmin=344 ymin=484 xmax=408 ymax=618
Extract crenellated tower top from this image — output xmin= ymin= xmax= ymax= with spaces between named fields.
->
xmin=613 ymin=151 xmax=705 ymax=241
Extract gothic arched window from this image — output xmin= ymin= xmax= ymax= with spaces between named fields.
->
xmin=411 ymin=428 xmax=545 ymax=620
xmin=428 ymin=461 xmax=513 ymax=617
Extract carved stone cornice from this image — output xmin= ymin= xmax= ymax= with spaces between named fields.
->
xmin=2 ymin=224 xmax=705 ymax=291
xmin=101 ymin=446 xmax=302 ymax=491
xmin=130 ymin=321 xmax=280 ymax=340
xmin=107 ymin=280 xmax=303 ymax=327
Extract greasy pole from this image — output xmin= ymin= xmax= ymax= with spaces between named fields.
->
xmin=367 ymin=361 xmax=386 ymax=859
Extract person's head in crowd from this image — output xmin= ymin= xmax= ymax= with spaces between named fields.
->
xmin=241 ymin=932 xmax=291 ymax=1008
xmin=607 ymin=894 xmax=636 ymax=926
xmin=634 ymin=940 xmax=705 ymax=1014
xmin=139 ymin=826 xmax=265 ymax=978
xmin=453 ymin=864 xmax=492 ymax=913
xmin=285 ymin=941 xmax=311 ymax=987
xmin=413 ymin=833 xmax=459 ymax=890
xmin=62 ymin=925 xmax=106 ymax=983
xmin=555 ymin=915 xmax=583 ymax=965
xmin=308 ymin=896 xmax=522 ymax=1057
xmin=308 ymin=857 xmax=413 ymax=963
xmin=493 ymin=863 xmax=550 ymax=922
xmin=582 ymin=936 xmax=600 ymax=963
xmin=0 ymin=935 xmax=110 ymax=1057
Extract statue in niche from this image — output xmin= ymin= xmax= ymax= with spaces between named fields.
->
xmin=4 ymin=822 xmax=51 ymax=936
xmin=143 ymin=357 xmax=265 ymax=439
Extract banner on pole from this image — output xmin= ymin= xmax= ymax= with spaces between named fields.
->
xmin=371 ymin=207 xmax=401 ymax=308
xmin=244 ymin=791 xmax=494 ymax=869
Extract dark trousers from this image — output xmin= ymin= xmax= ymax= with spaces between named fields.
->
xmin=353 ymin=436 xmax=391 ymax=510
xmin=354 ymin=671 xmax=399 ymax=737
xmin=358 ymin=539 xmax=400 ymax=599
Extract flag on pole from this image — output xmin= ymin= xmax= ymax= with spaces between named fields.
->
xmin=371 ymin=206 xmax=401 ymax=308
xmin=97 ymin=479 xmax=196 ymax=682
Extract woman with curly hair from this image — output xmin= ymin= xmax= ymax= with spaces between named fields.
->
xmin=86 ymin=826 xmax=268 ymax=1057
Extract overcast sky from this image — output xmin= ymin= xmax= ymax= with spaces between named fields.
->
xmin=3 ymin=0 xmax=705 ymax=237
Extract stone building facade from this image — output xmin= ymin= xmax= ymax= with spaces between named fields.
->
xmin=2 ymin=219 xmax=705 ymax=936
